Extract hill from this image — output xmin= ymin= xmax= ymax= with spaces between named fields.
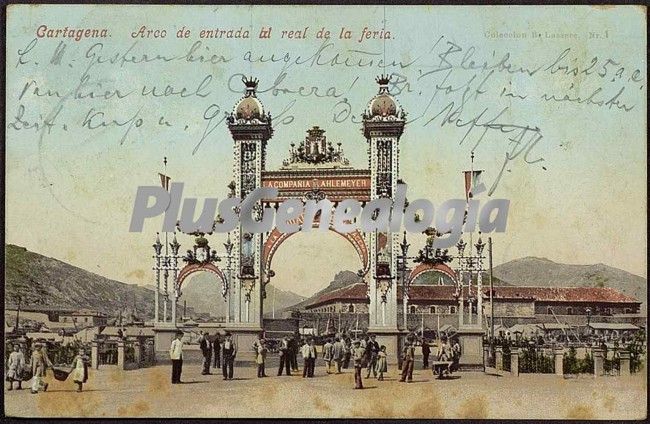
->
xmin=5 ymin=244 xmax=156 ymax=319
xmin=493 ymin=257 xmax=647 ymax=310
xmin=180 ymin=271 xmax=306 ymax=318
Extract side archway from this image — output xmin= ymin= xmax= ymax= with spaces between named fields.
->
xmin=176 ymin=262 xmax=228 ymax=297
xmin=408 ymin=262 xmax=458 ymax=285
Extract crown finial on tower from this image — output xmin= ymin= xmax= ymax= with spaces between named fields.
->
xmin=375 ymin=74 xmax=391 ymax=93
xmin=242 ymin=76 xmax=259 ymax=96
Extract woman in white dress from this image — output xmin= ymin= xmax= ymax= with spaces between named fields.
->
xmin=70 ymin=348 xmax=89 ymax=392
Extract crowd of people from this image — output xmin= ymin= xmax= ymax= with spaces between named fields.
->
xmin=174 ymin=330 xmax=463 ymax=389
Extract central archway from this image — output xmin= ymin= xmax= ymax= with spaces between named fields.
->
xmin=261 ymin=214 xmax=370 ymax=297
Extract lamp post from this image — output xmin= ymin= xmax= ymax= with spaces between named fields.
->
xmin=397 ymin=232 xmax=413 ymax=331
xmin=455 ymin=234 xmax=486 ymax=329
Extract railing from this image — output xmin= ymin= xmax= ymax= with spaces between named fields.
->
xmin=519 ymin=345 xmax=554 ymax=373
xmin=563 ymin=346 xmax=594 ymax=374
xmin=99 ymin=342 xmax=118 ymax=365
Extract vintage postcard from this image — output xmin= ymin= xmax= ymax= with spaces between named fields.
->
xmin=3 ymin=3 xmax=647 ymax=420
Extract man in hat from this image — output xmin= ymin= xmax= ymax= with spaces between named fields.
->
xmin=221 ymin=332 xmax=237 ymax=380
xmin=366 ymin=334 xmax=380 ymax=378
xmin=200 ymin=331 xmax=212 ymax=375
xmin=277 ymin=336 xmax=291 ymax=376
xmin=212 ymin=333 xmax=221 ymax=370
xmin=399 ymin=338 xmax=416 ymax=383
xmin=352 ymin=340 xmax=365 ymax=389
xmin=422 ymin=338 xmax=431 ymax=369
xmin=169 ymin=330 xmax=184 ymax=384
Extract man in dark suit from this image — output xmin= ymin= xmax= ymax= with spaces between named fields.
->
xmin=221 ymin=333 xmax=236 ymax=380
xmin=200 ymin=331 xmax=212 ymax=375
xmin=212 ymin=334 xmax=221 ymax=370
xmin=289 ymin=334 xmax=299 ymax=372
xmin=422 ymin=338 xmax=431 ymax=369
xmin=277 ymin=336 xmax=291 ymax=376
xmin=366 ymin=334 xmax=380 ymax=378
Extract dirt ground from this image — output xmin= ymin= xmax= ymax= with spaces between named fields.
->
xmin=4 ymin=360 xmax=647 ymax=419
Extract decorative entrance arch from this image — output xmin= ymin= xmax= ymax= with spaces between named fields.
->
xmin=152 ymin=75 xmax=408 ymax=345
xmin=223 ymin=75 xmax=406 ymax=332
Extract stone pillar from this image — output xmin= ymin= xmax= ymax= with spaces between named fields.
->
xmin=510 ymin=348 xmax=520 ymax=377
xmin=91 ymin=340 xmax=99 ymax=369
xmin=619 ymin=350 xmax=630 ymax=376
xmin=554 ymin=347 xmax=564 ymax=376
xmin=133 ymin=340 xmax=141 ymax=365
xmin=495 ymin=346 xmax=503 ymax=371
xmin=592 ymin=347 xmax=604 ymax=377
xmin=117 ymin=340 xmax=125 ymax=370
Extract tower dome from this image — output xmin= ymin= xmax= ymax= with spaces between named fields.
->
xmin=365 ymin=75 xmax=403 ymax=120
xmin=233 ymin=76 xmax=266 ymax=121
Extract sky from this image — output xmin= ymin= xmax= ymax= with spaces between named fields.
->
xmin=5 ymin=5 xmax=647 ymax=298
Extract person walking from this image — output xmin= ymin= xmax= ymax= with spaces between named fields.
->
xmin=277 ymin=336 xmax=291 ymax=376
xmin=170 ymin=330 xmax=184 ymax=384
xmin=29 ymin=343 xmax=49 ymax=393
xmin=399 ymin=339 xmax=415 ymax=383
xmin=332 ymin=337 xmax=344 ymax=374
xmin=6 ymin=344 xmax=25 ymax=391
xmin=422 ymin=338 xmax=431 ymax=369
xmin=322 ymin=338 xmax=334 ymax=374
xmin=352 ymin=340 xmax=365 ymax=389
xmin=256 ymin=339 xmax=268 ymax=378
xmin=376 ymin=345 xmax=388 ymax=381
xmin=212 ymin=334 xmax=221 ymax=370
xmin=221 ymin=333 xmax=237 ymax=380
xmin=343 ymin=338 xmax=352 ymax=369
xmin=200 ymin=331 xmax=212 ymax=375
xmin=451 ymin=337 xmax=461 ymax=372
xmin=70 ymin=348 xmax=89 ymax=392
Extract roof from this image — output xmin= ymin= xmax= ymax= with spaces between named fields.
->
xmin=489 ymin=287 xmax=638 ymax=303
xmin=69 ymin=309 xmax=107 ymax=317
xmin=587 ymin=323 xmax=640 ymax=331
xmin=305 ymin=283 xmax=639 ymax=309
xmin=536 ymin=323 xmax=573 ymax=330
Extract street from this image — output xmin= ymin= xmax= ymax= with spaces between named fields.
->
xmin=4 ymin=358 xmax=646 ymax=419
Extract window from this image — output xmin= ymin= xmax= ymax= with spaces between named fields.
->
xmin=547 ymin=307 xmax=553 ymax=314
xmin=430 ymin=306 xmax=436 ymax=314
xmin=624 ymin=308 xmax=632 ymax=314
xmin=449 ymin=306 xmax=457 ymax=314
xmin=348 ymin=304 xmax=355 ymax=313
xmin=567 ymin=307 xmax=573 ymax=315
xmin=409 ymin=305 xmax=417 ymax=314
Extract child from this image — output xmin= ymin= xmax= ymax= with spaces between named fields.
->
xmin=376 ymin=345 xmax=388 ymax=381
xmin=256 ymin=340 xmax=268 ymax=378
xmin=70 ymin=348 xmax=89 ymax=392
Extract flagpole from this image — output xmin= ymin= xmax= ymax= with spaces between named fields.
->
xmin=163 ymin=157 xmax=169 ymax=324
xmin=272 ymin=284 xmax=276 ymax=319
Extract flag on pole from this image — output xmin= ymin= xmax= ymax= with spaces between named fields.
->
xmin=159 ymin=173 xmax=171 ymax=191
xmin=463 ymin=170 xmax=484 ymax=201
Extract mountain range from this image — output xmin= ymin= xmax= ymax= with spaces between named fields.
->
xmin=290 ymin=257 xmax=646 ymax=312
xmin=5 ymin=244 xmax=156 ymax=319
xmin=5 ymin=245 xmax=646 ymax=319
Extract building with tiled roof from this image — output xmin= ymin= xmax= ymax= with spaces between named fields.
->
xmin=303 ymin=282 xmax=642 ymax=332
